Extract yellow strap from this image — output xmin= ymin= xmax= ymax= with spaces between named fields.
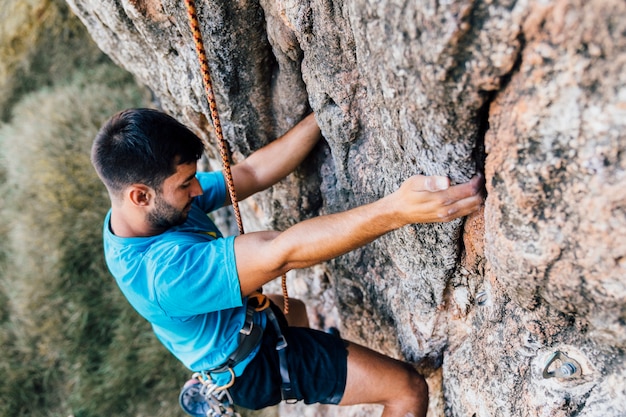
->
xmin=249 ymin=291 xmax=271 ymax=312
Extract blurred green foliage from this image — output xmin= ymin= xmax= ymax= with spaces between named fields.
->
xmin=0 ymin=71 xmax=193 ymax=417
xmin=0 ymin=0 xmax=110 ymax=121
xmin=0 ymin=1 xmax=190 ymax=416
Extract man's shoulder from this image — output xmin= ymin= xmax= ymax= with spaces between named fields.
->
xmin=196 ymin=170 xmax=224 ymax=186
xmin=195 ymin=171 xmax=227 ymax=212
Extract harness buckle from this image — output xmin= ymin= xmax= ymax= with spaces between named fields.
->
xmin=239 ymin=303 xmax=255 ymax=336
xmin=239 ymin=320 xmax=253 ymax=336
xmin=275 ymin=335 xmax=288 ymax=351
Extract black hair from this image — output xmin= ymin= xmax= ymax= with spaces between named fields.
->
xmin=91 ymin=108 xmax=205 ymax=196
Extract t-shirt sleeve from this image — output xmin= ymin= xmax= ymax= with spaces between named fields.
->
xmin=194 ymin=171 xmax=227 ymax=213
xmin=149 ymin=234 xmax=242 ymax=316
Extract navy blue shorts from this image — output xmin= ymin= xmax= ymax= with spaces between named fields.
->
xmin=229 ymin=304 xmax=348 ymax=409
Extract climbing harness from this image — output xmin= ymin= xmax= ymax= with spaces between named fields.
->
xmin=178 ymin=300 xmax=263 ymax=417
xmin=183 ymin=0 xmax=289 ymax=316
xmin=180 ymin=2 xmax=296 ymax=414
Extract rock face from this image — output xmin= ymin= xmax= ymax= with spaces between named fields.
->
xmin=66 ymin=0 xmax=625 ymax=415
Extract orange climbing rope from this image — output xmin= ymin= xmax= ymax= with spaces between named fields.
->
xmin=184 ymin=0 xmax=289 ymax=314
xmin=184 ymin=0 xmax=243 ymax=234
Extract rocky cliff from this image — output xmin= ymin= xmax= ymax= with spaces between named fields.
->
xmin=65 ymin=0 xmax=625 ymax=416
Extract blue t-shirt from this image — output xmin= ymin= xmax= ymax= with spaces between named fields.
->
xmin=103 ymin=171 xmax=265 ymax=384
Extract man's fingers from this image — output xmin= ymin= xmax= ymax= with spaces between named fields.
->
xmin=424 ymin=176 xmax=450 ymax=191
xmin=432 ymin=174 xmax=485 ymax=221
xmin=419 ymin=173 xmax=484 ymax=194
xmin=440 ymin=174 xmax=484 ymax=202
xmin=401 ymin=173 xmax=485 ymax=223
xmin=441 ymin=194 xmax=484 ymax=220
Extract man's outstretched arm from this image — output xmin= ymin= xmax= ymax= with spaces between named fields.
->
xmin=227 ymin=113 xmax=321 ymax=204
xmin=234 ymin=174 xmax=484 ymax=296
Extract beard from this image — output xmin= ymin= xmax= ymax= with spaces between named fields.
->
xmin=147 ymin=194 xmax=190 ymax=231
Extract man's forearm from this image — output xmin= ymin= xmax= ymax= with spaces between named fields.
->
xmin=271 ymin=195 xmax=401 ymax=269
xmin=234 ymin=195 xmax=399 ymax=295
xmin=231 ymin=113 xmax=321 ymax=201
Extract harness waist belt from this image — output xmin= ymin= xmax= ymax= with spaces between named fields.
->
xmin=206 ymin=298 xmax=296 ymax=402
xmin=208 ymin=304 xmax=263 ymax=374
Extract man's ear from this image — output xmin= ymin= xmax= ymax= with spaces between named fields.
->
xmin=127 ymin=184 xmax=154 ymax=207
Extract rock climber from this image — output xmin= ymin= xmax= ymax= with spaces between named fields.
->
xmin=91 ymin=107 xmax=484 ymax=417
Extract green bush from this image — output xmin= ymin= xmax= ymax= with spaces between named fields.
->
xmin=0 ymin=0 xmax=109 ymax=121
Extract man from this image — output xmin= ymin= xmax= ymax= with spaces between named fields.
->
xmin=91 ymin=108 xmax=484 ymax=417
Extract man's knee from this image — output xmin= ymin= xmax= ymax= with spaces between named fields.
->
xmin=396 ymin=366 xmax=429 ymax=409
xmin=412 ymin=371 xmax=428 ymax=401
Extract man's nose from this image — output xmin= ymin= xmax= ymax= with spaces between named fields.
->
xmin=190 ymin=178 xmax=203 ymax=197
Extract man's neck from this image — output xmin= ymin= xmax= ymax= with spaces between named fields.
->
xmin=109 ymin=207 xmax=160 ymax=238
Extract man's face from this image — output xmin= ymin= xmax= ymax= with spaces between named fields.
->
xmin=146 ymin=162 xmax=202 ymax=230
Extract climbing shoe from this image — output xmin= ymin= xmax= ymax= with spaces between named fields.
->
xmin=179 ymin=379 xmax=210 ymax=417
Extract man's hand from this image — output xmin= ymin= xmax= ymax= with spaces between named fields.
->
xmin=388 ymin=173 xmax=484 ymax=226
